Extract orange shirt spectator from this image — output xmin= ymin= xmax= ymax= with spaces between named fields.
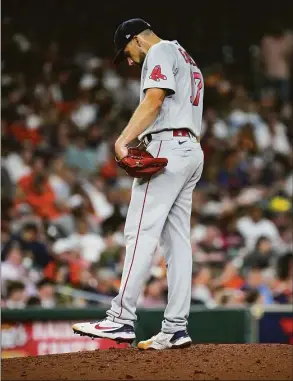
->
xmin=8 ymin=122 xmax=42 ymax=146
xmin=44 ymin=260 xmax=82 ymax=285
xmin=16 ymin=173 xmax=62 ymax=220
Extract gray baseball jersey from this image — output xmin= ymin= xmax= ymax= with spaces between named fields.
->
xmin=138 ymin=40 xmax=204 ymax=140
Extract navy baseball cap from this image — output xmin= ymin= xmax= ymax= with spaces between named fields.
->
xmin=113 ymin=18 xmax=151 ymax=64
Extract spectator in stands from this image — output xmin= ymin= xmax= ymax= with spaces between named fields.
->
xmin=16 ymin=170 xmax=75 ymax=235
xmin=16 ymin=172 xmax=63 ymax=220
xmin=95 ymin=268 xmax=119 ymax=299
xmin=2 ymin=222 xmax=52 ymax=269
xmin=4 ymin=281 xmax=27 ymax=309
xmin=66 ymin=218 xmax=106 ymax=264
xmin=236 ymin=204 xmax=281 ymax=251
xmin=48 ymin=156 xmax=75 ymax=204
xmin=142 ymin=277 xmax=167 ymax=307
xmin=1 ymin=243 xmax=27 ymax=298
xmin=221 ymin=215 xmax=246 ymax=259
xmin=64 ymin=131 xmax=100 ymax=175
xmin=195 ymin=224 xmax=226 ymax=269
xmin=191 ymin=267 xmax=217 ymax=308
xmin=254 ymin=110 xmax=292 ymax=156
xmin=26 ymin=296 xmax=42 ymax=306
xmin=242 ymin=236 xmax=277 ymax=275
xmin=76 ymin=268 xmax=98 ymax=294
xmin=260 ymin=23 xmax=293 ymax=107
xmin=243 ymin=288 xmax=263 ymax=306
xmin=36 ymin=279 xmax=57 ymax=308
xmin=218 ymin=149 xmax=249 ymax=190
xmin=3 ymin=143 xmax=33 ymax=184
xmin=273 ymin=252 xmax=293 ymax=304
xmin=243 ymin=266 xmax=274 ymax=305
xmin=47 ymin=237 xmax=85 ymax=286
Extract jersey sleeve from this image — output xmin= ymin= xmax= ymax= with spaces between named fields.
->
xmin=143 ymin=44 xmax=176 ymax=95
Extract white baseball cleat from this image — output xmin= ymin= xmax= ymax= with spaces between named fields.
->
xmin=137 ymin=330 xmax=192 ymax=350
xmin=72 ymin=319 xmax=135 ymax=343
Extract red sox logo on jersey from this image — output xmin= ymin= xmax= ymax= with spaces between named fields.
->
xmin=149 ymin=65 xmax=167 ymax=81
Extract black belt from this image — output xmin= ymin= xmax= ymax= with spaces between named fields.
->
xmin=143 ymin=129 xmax=196 ymax=145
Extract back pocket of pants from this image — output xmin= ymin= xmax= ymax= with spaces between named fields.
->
xmin=171 ymin=148 xmax=195 ymax=157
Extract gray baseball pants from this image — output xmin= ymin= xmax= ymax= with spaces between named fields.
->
xmin=106 ymin=130 xmax=204 ymax=333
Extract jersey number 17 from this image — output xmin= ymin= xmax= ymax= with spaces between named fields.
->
xmin=190 ymin=72 xmax=203 ymax=107
xmin=178 ymin=48 xmax=203 ymax=107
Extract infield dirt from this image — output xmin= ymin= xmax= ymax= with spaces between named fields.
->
xmin=2 ymin=344 xmax=292 ymax=380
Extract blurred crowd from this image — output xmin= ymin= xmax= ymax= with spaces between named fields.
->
xmin=1 ymin=16 xmax=293 ymax=310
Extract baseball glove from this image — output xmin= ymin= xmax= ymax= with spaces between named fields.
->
xmin=115 ymin=147 xmax=168 ymax=178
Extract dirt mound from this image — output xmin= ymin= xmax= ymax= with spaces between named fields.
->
xmin=2 ymin=344 xmax=292 ymax=380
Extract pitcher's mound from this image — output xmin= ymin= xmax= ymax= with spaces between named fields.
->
xmin=2 ymin=344 xmax=292 ymax=380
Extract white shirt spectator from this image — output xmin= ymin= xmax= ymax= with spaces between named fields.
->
xmin=26 ymin=113 xmax=43 ymax=130
xmin=40 ymin=299 xmax=56 ymax=308
xmin=284 ymin=172 xmax=293 ymax=197
xmin=1 ymin=261 xmax=26 ymax=296
xmin=13 ymin=33 xmax=31 ymax=52
xmin=5 ymin=300 xmax=26 ymax=309
xmin=228 ymin=108 xmax=264 ymax=134
xmin=71 ymin=103 xmax=98 ymax=130
xmin=49 ymin=83 xmax=63 ymax=102
xmin=227 ymin=109 xmax=248 ymax=133
xmin=201 ymin=119 xmax=229 ymax=139
xmin=49 ymin=174 xmax=71 ymax=203
xmin=236 ymin=187 xmax=265 ymax=206
xmin=82 ymin=182 xmax=114 ymax=222
xmin=85 ymin=57 xmax=103 ymax=71
xmin=112 ymin=231 xmax=125 ymax=246
xmin=254 ymin=121 xmax=291 ymax=155
xmin=191 ymin=224 xmax=207 ymax=243
xmin=68 ymin=233 xmax=106 ymax=263
xmin=102 ymin=69 xmax=122 ymax=93
xmin=191 ymin=285 xmax=217 ymax=308
xmin=3 ymin=153 xmax=31 ymax=183
xmin=236 ymin=216 xmax=281 ymax=251
xmin=201 ymin=118 xmax=229 ymax=139
xmin=247 ymin=111 xmax=263 ymax=126
xmin=52 ymin=237 xmax=78 ymax=255
xmin=79 ymin=73 xmax=98 ymax=90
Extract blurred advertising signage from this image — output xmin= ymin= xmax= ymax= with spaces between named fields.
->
xmin=1 ymin=321 xmax=128 ymax=358
xmin=252 ymin=306 xmax=293 ymax=344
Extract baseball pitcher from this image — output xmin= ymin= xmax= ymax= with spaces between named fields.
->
xmin=73 ymin=18 xmax=204 ymax=350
